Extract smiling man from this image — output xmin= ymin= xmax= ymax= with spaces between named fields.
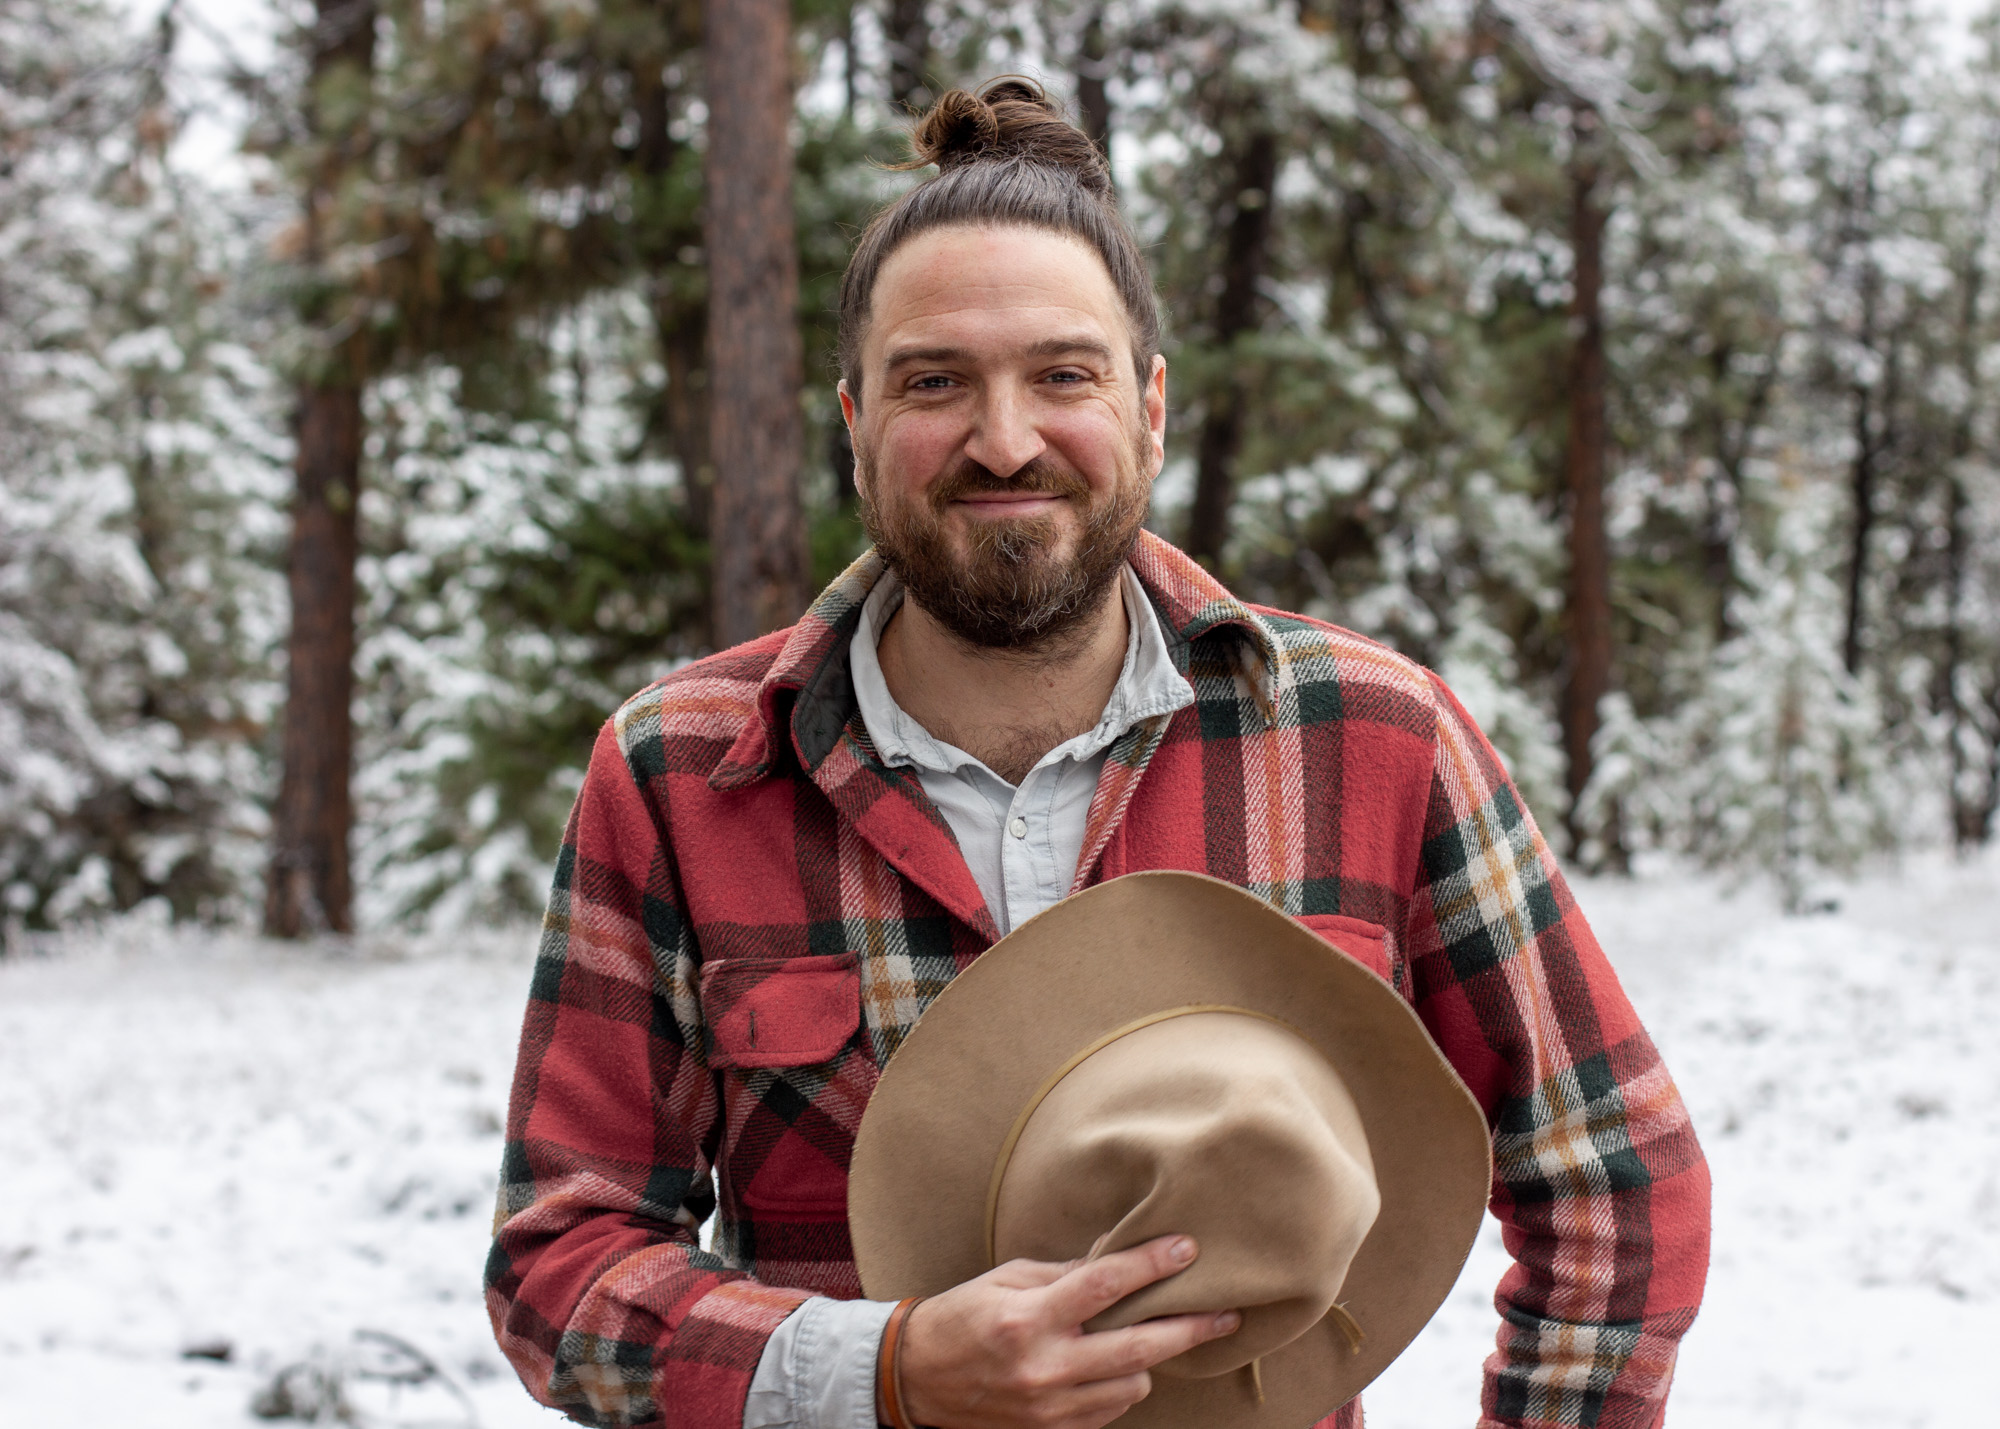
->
xmin=487 ymin=80 xmax=1709 ymax=1429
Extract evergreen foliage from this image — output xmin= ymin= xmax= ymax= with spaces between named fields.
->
xmin=4 ymin=0 xmax=1998 ymax=936
xmin=0 ymin=0 xmax=282 ymax=939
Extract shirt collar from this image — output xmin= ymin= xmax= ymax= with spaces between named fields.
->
xmin=848 ymin=565 xmax=1195 ymax=778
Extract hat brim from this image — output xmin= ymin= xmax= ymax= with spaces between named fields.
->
xmin=848 ymin=871 xmax=1492 ymax=1429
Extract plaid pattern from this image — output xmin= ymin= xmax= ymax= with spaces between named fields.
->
xmin=487 ymin=531 xmax=1708 ymax=1429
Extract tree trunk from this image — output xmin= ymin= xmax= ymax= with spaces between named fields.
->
xmin=886 ymin=0 xmax=932 ymax=112
xmin=840 ymin=3 xmax=858 ymax=118
xmin=1944 ymin=471 xmax=1976 ymax=845
xmin=1980 ymin=682 xmax=2000 ymax=845
xmin=267 ymin=384 xmax=362 ymax=935
xmin=1075 ymin=7 xmax=1111 ymax=160
xmin=1841 ymin=387 xmax=1879 ymax=678
xmin=634 ymin=32 xmax=714 ymax=553
xmin=704 ymin=0 xmax=808 ymax=647
xmin=660 ymin=308 xmax=713 ymax=538
xmin=265 ymin=0 xmax=376 ymax=937
xmin=1841 ymin=162 xmax=1883 ymax=678
xmin=1560 ymin=145 xmax=1612 ymax=859
xmin=1183 ymin=128 xmax=1278 ymax=569
xmin=828 ymin=416 xmax=857 ymax=507
xmin=1698 ymin=347 xmax=1773 ymax=645
xmin=1945 ymin=145 xmax=1993 ymax=846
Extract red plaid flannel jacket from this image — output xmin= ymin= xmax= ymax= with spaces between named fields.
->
xmin=486 ymin=532 xmax=1709 ymax=1429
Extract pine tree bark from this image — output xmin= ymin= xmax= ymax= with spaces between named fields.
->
xmin=1842 ymin=391 xmax=1879 ymax=678
xmin=1944 ymin=472 xmax=1976 ymax=844
xmin=1945 ymin=146 xmax=1994 ymax=846
xmin=1183 ymin=128 xmax=1278 ymax=570
xmin=1560 ymin=144 xmax=1612 ymax=858
xmin=1697 ymin=340 xmax=1775 ymax=645
xmin=1841 ymin=164 xmax=1883 ymax=678
xmin=1075 ymin=7 xmax=1111 ymax=161
xmin=634 ymin=42 xmax=714 ymax=547
xmin=704 ymin=0 xmax=808 ymax=647
xmin=886 ymin=0 xmax=933 ymax=112
xmin=265 ymin=0 xmax=376 ymax=937
xmin=267 ymin=385 xmax=362 ymax=935
xmin=660 ymin=310 xmax=713 ymax=537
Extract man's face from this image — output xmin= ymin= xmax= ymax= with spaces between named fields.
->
xmin=840 ymin=224 xmax=1168 ymax=650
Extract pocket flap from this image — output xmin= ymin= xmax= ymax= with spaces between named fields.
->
xmin=1294 ymin=913 xmax=1391 ymax=981
xmin=701 ymin=953 xmax=861 ymax=1069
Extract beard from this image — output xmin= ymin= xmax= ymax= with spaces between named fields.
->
xmin=856 ymin=435 xmax=1153 ymax=653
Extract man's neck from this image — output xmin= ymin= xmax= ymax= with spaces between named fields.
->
xmin=875 ymin=577 xmax=1130 ymax=786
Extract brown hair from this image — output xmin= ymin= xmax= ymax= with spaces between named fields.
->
xmin=836 ymin=78 xmax=1161 ymax=402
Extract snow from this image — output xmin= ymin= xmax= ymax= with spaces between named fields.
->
xmin=3 ymin=853 xmax=1997 ymax=1428
xmin=0 ymin=922 xmax=564 ymax=1429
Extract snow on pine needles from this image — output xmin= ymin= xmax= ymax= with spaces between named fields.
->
xmin=4 ymin=853 xmax=1998 ymax=1428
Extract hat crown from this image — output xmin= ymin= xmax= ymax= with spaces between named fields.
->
xmin=848 ymin=871 xmax=1494 ymax=1429
xmin=992 ymin=1011 xmax=1381 ymax=1379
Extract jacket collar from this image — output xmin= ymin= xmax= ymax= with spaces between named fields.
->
xmin=707 ymin=530 xmax=1280 ymax=792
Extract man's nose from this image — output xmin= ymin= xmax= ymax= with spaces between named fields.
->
xmin=961 ymin=385 xmax=1047 ymax=479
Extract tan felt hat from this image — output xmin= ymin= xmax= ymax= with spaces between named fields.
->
xmin=848 ymin=871 xmax=1492 ymax=1429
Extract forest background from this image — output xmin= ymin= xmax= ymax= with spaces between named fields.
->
xmin=5 ymin=0 xmax=1999 ymax=945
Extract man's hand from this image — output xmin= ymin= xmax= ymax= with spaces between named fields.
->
xmin=891 ymin=1234 xmax=1240 ymax=1429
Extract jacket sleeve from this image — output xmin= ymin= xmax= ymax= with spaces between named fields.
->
xmin=485 ymin=717 xmax=812 ymax=1429
xmin=1403 ymin=676 xmax=1711 ymax=1429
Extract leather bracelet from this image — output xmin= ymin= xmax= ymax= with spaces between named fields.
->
xmin=876 ymin=1295 xmax=924 ymax=1429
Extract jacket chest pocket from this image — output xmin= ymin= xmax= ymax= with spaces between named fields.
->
xmin=700 ymin=952 xmax=861 ymax=1069
xmin=699 ymin=953 xmax=862 ymax=1221
xmin=1294 ymin=913 xmax=1393 ymax=983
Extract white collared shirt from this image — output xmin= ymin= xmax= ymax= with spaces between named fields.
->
xmin=742 ymin=560 xmax=1195 ymax=1429
xmin=847 ymin=563 xmax=1194 ymax=935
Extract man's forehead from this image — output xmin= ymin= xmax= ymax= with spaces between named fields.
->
xmin=864 ymin=225 xmax=1127 ymax=361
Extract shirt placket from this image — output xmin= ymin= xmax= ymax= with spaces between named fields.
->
xmin=1000 ymin=759 xmax=1071 ymax=934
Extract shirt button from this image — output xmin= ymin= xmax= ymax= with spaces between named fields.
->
xmin=1009 ymin=817 xmax=1029 ymax=839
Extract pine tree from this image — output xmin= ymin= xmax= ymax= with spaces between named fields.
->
xmin=1936 ymin=12 xmax=2000 ymax=845
xmin=0 ymin=0 xmax=280 ymax=940
xmin=319 ymin=1 xmax=893 ymax=922
xmin=706 ymin=0 xmax=811 ymax=645
xmin=265 ymin=0 xmax=377 ymax=936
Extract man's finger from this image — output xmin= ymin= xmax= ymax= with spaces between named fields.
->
xmin=1063 ymin=1309 xmax=1242 ymax=1384
xmin=1042 ymin=1234 xmax=1199 ymax=1327
xmin=988 ymin=1256 xmax=1073 ymax=1291
xmin=1056 ymin=1369 xmax=1155 ymax=1427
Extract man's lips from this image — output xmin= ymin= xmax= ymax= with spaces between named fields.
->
xmin=951 ymin=492 xmax=1070 ymax=515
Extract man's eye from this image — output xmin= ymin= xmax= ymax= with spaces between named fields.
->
xmin=1046 ymin=370 xmax=1087 ymax=384
xmin=912 ymin=375 xmax=955 ymax=390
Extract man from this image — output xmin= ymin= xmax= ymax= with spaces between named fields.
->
xmin=487 ymin=80 xmax=1709 ymax=1429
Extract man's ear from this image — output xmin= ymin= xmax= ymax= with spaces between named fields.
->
xmin=838 ymin=379 xmax=857 ymax=431
xmin=1144 ymin=355 xmax=1168 ymax=480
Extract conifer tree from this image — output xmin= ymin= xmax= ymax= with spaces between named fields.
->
xmin=0 ymin=0 xmax=277 ymax=939
xmin=705 ymin=0 xmax=810 ymax=645
xmin=1937 ymin=14 xmax=2000 ymax=845
xmin=266 ymin=0 xmax=377 ymax=936
xmin=15 ymin=0 xmax=2000 ymax=942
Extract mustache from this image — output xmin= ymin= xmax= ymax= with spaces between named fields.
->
xmin=928 ymin=456 xmax=1093 ymax=510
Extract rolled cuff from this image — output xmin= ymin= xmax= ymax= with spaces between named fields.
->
xmin=744 ymin=1295 xmax=899 ymax=1429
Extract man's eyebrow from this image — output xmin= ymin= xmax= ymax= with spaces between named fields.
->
xmin=1022 ymin=336 xmax=1117 ymax=362
xmin=881 ymin=344 xmax=970 ymax=368
xmin=880 ymin=336 xmax=1119 ymax=368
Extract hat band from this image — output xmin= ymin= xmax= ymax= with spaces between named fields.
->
xmin=981 ymin=1003 xmax=1299 ymax=1268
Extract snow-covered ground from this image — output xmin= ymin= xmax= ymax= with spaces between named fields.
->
xmin=1370 ymin=850 xmax=2000 ymax=1428
xmin=4 ymin=852 xmax=1997 ymax=1428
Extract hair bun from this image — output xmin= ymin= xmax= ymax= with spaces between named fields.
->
xmin=907 ymin=77 xmax=1110 ymax=195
